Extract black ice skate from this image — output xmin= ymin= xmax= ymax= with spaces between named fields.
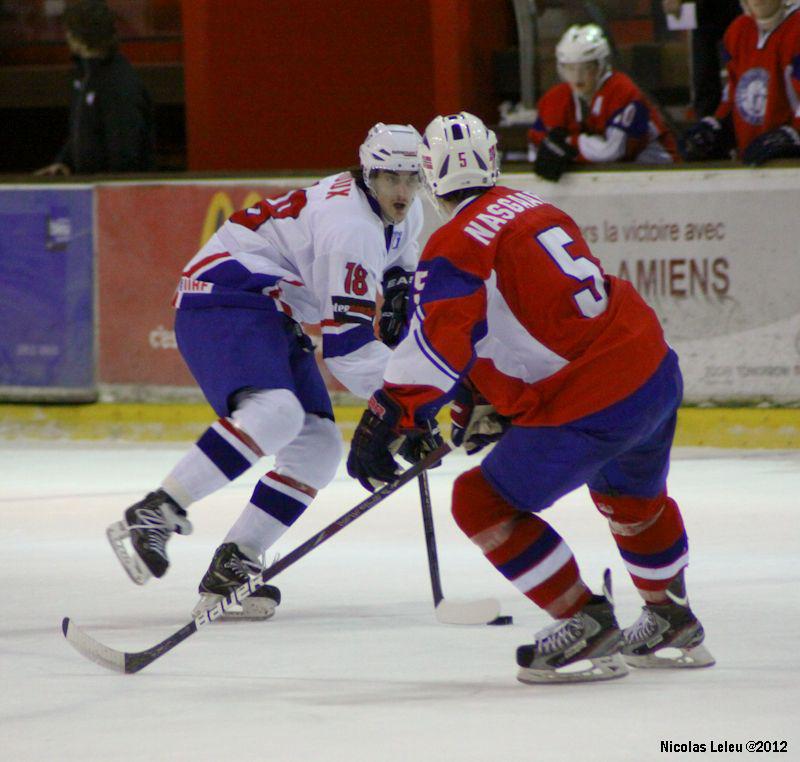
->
xmin=621 ymin=571 xmax=715 ymax=668
xmin=192 ymin=542 xmax=281 ymax=621
xmin=107 ymin=489 xmax=193 ymax=585
xmin=516 ymin=569 xmax=629 ymax=684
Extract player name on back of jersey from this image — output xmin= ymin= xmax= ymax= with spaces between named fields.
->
xmin=463 ymin=190 xmax=547 ymax=245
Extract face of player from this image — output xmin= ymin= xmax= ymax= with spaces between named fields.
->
xmin=742 ymin=0 xmax=783 ymax=19
xmin=370 ymin=170 xmax=420 ymax=223
xmin=559 ymin=60 xmax=602 ymax=100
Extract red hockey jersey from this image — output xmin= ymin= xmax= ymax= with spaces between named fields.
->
xmin=715 ymin=8 xmax=800 ymax=155
xmin=383 ymin=186 xmax=669 ymax=428
xmin=527 ymin=72 xmax=677 ymax=164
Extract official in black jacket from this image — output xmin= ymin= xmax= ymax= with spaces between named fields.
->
xmin=36 ymin=0 xmax=154 ymax=176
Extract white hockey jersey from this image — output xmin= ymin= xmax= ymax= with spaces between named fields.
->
xmin=173 ymin=172 xmax=423 ymax=398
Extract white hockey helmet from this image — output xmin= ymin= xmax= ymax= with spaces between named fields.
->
xmin=556 ymin=24 xmax=611 ymax=67
xmin=418 ymin=112 xmax=499 ymax=198
xmin=359 ymin=123 xmax=422 ymax=190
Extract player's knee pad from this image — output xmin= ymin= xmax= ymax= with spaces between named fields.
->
xmin=590 ymin=489 xmax=674 ymax=534
xmin=274 ymin=414 xmax=343 ymax=490
xmin=230 ymin=388 xmax=305 ymax=456
xmin=452 ymin=467 xmax=520 ymax=548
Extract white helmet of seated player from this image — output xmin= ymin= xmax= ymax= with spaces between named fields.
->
xmin=556 ymin=24 xmax=611 ymax=99
xmin=418 ymin=112 xmax=499 ymax=210
xmin=359 ymin=123 xmax=422 ymax=223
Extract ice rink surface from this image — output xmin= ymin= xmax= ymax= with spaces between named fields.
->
xmin=2 ymin=443 xmax=799 ymax=761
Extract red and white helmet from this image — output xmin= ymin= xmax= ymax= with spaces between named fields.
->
xmin=359 ymin=123 xmax=421 ymax=190
xmin=418 ymin=112 xmax=499 ymax=198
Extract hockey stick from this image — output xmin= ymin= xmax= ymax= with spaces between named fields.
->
xmin=62 ymin=444 xmax=451 ymax=675
xmin=418 ymin=470 xmax=508 ymax=626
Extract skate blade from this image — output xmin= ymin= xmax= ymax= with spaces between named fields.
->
xmin=624 ymin=643 xmax=716 ymax=669
xmin=106 ymin=520 xmax=152 ymax=586
xmin=191 ymin=593 xmax=278 ymax=621
xmin=517 ymin=654 xmax=629 ymax=685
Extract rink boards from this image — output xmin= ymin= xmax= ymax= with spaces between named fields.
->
xmin=1 ymin=401 xmax=798 ymax=449
xmin=1 ymin=166 xmax=799 ymax=406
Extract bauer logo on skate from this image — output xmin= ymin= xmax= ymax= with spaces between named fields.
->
xmin=195 ymin=575 xmax=269 ymax=628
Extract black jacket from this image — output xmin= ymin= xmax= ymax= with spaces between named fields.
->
xmin=57 ymin=51 xmax=154 ymax=173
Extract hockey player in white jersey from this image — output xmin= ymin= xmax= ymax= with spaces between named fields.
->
xmin=107 ymin=122 xmax=425 ymax=619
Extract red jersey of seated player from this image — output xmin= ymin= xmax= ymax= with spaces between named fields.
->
xmin=527 ymin=72 xmax=678 ymax=164
xmin=382 ymin=186 xmax=670 ymax=429
xmin=714 ymin=7 xmax=800 ymax=156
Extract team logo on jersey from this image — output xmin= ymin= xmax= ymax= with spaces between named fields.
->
xmin=390 ymin=230 xmax=402 ymax=249
xmin=735 ymin=68 xmax=769 ymax=125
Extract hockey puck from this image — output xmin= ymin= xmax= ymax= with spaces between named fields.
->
xmin=487 ymin=615 xmax=514 ymax=626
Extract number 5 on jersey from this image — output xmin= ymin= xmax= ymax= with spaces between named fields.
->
xmin=536 ymin=226 xmax=608 ymax=318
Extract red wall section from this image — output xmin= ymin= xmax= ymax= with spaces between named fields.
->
xmin=97 ymin=182 xmax=295 ymax=386
xmin=181 ymin=0 xmax=514 ymax=171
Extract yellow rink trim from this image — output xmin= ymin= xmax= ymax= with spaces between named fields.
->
xmin=1 ymin=403 xmax=799 ymax=448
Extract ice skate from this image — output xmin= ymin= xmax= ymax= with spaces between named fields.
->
xmin=192 ymin=542 xmax=281 ymax=621
xmin=107 ymin=489 xmax=192 ymax=585
xmin=516 ymin=569 xmax=629 ymax=684
xmin=622 ymin=571 xmax=715 ymax=668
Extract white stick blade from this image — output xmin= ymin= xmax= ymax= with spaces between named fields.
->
xmin=435 ymin=598 xmax=501 ymax=625
xmin=62 ymin=618 xmax=126 ymax=673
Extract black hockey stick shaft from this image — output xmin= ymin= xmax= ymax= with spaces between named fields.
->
xmin=66 ymin=443 xmax=451 ymax=674
xmin=418 ymin=470 xmax=444 ymax=607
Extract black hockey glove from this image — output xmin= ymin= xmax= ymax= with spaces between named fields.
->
xmin=450 ymin=381 xmax=509 ymax=455
xmin=742 ymin=126 xmax=800 ymax=166
xmin=679 ymin=117 xmax=733 ymax=161
xmin=379 ymin=267 xmax=412 ymax=348
xmin=347 ymin=389 xmax=442 ymax=492
xmin=534 ymin=127 xmax=578 ymax=182
xmin=398 ymin=420 xmax=444 ymax=465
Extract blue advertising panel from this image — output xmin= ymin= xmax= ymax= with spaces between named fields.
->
xmin=0 ymin=187 xmax=94 ymax=398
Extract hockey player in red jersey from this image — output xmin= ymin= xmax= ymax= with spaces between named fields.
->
xmin=682 ymin=0 xmax=800 ymax=164
xmin=528 ymin=24 xmax=678 ymax=181
xmin=347 ymin=112 xmax=714 ymax=683
xmin=107 ymin=123 xmax=424 ymax=619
